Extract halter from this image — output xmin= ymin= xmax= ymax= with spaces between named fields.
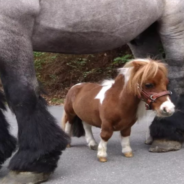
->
xmin=137 ymin=84 xmax=172 ymax=110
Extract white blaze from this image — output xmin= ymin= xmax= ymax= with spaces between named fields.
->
xmin=160 ymin=97 xmax=175 ymax=115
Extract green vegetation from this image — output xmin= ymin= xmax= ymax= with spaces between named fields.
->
xmin=113 ymin=54 xmax=132 ymax=65
xmin=33 ymin=47 xmax=132 ymax=104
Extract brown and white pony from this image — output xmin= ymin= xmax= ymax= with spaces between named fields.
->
xmin=61 ymin=59 xmax=175 ymax=162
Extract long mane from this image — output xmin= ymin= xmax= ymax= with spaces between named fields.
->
xmin=119 ymin=59 xmax=168 ymax=96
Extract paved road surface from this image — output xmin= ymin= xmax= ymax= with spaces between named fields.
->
xmin=0 ymin=106 xmax=184 ymax=184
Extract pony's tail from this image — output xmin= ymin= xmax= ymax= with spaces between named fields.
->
xmin=61 ymin=110 xmax=85 ymax=138
xmin=72 ymin=116 xmax=85 ymax=137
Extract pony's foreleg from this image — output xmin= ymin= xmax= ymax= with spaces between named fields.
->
xmin=97 ymin=123 xmax=113 ymax=162
xmin=120 ymin=128 xmax=133 ymax=158
xmin=82 ymin=122 xmax=97 ymax=150
xmin=142 ymin=111 xmax=155 ymax=145
xmin=145 ymin=127 xmax=153 ymax=145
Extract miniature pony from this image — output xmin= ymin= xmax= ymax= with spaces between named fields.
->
xmin=62 ymin=59 xmax=175 ymax=162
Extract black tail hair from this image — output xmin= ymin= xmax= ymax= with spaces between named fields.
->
xmin=71 ymin=116 xmax=85 ymax=137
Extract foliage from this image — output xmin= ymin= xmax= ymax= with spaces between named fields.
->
xmin=33 ymin=46 xmax=132 ymax=104
xmin=113 ymin=54 xmax=132 ymax=65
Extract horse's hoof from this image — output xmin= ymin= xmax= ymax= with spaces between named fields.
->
xmin=149 ymin=139 xmax=182 ymax=152
xmin=98 ymin=157 xmax=107 ymax=162
xmin=0 ymin=171 xmax=51 ymax=184
xmin=124 ymin=152 xmax=133 ymax=158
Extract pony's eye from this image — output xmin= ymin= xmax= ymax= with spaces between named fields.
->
xmin=145 ymin=83 xmax=154 ymax=89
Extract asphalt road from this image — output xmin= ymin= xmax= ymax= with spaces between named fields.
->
xmin=1 ymin=106 xmax=184 ymax=184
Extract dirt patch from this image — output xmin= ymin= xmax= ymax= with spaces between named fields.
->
xmin=35 ymin=46 xmax=132 ymax=104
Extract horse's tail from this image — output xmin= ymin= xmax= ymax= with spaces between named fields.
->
xmin=61 ymin=109 xmax=85 ymax=138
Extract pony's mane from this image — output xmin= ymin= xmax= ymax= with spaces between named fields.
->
xmin=100 ymin=79 xmax=114 ymax=86
xmin=118 ymin=59 xmax=168 ymax=96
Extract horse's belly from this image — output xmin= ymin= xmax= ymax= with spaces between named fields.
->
xmin=74 ymin=107 xmax=102 ymax=128
xmin=73 ymin=100 xmax=102 ymax=127
xmin=32 ymin=0 xmax=163 ymax=54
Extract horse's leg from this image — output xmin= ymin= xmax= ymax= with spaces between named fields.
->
xmin=158 ymin=1 xmax=184 ymax=95
xmin=61 ymin=110 xmax=72 ymax=147
xmin=149 ymin=94 xmax=182 ymax=153
xmin=120 ymin=128 xmax=133 ymax=158
xmin=64 ymin=122 xmax=72 ymax=148
xmin=65 ymin=122 xmax=72 ymax=136
xmin=0 ymin=91 xmax=16 ymax=167
xmin=97 ymin=123 xmax=113 ymax=162
xmin=82 ymin=122 xmax=97 ymax=150
xmin=128 ymin=23 xmax=182 ymax=152
xmin=128 ymin=23 xmax=162 ymax=59
xmin=61 ymin=110 xmax=72 ymax=136
xmin=148 ymin=6 xmax=184 ymax=152
xmin=0 ymin=45 xmax=70 ymax=184
xmin=128 ymin=23 xmax=161 ymax=146
xmin=148 ymin=4 xmax=184 ymax=152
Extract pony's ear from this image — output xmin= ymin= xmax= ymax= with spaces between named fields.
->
xmin=131 ymin=61 xmax=145 ymax=71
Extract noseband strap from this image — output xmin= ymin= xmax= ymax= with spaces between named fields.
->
xmin=140 ymin=90 xmax=172 ymax=110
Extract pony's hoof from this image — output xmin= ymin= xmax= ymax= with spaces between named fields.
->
xmin=124 ymin=152 xmax=133 ymax=158
xmin=145 ymin=136 xmax=153 ymax=145
xmin=88 ymin=140 xmax=97 ymax=150
xmin=145 ymin=139 xmax=153 ymax=145
xmin=0 ymin=171 xmax=51 ymax=184
xmin=149 ymin=139 xmax=182 ymax=152
xmin=67 ymin=144 xmax=71 ymax=148
xmin=89 ymin=145 xmax=98 ymax=150
xmin=98 ymin=157 xmax=107 ymax=162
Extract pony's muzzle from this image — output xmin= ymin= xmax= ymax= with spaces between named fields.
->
xmin=159 ymin=99 xmax=175 ymax=117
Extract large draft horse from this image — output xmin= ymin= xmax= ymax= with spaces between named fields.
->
xmin=0 ymin=0 xmax=184 ymax=183
xmin=62 ymin=59 xmax=175 ymax=162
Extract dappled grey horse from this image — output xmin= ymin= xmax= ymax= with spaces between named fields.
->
xmin=0 ymin=0 xmax=184 ymax=183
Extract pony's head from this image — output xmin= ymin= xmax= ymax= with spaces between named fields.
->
xmin=120 ymin=59 xmax=175 ymax=117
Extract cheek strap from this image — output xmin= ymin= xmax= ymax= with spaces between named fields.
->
xmin=140 ymin=90 xmax=172 ymax=110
